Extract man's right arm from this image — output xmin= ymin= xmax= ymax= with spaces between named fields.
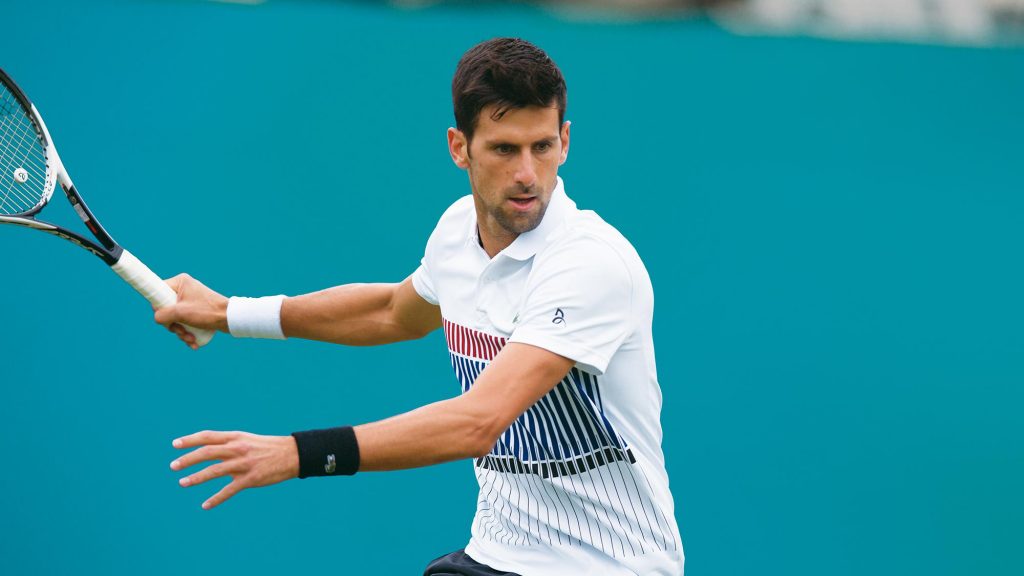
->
xmin=281 ymin=276 xmax=440 ymax=345
xmin=155 ymin=275 xmax=441 ymax=348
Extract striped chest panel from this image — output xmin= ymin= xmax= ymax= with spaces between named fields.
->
xmin=443 ymin=318 xmax=634 ymax=474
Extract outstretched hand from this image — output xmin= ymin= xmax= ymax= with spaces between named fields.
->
xmin=170 ymin=430 xmax=300 ymax=510
xmin=155 ymin=274 xmax=229 ymax=349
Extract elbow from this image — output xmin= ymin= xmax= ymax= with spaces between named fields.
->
xmin=402 ymin=323 xmax=434 ymax=341
xmin=468 ymin=435 xmax=497 ymax=459
xmin=450 ymin=393 xmax=507 ymax=460
xmin=464 ymin=418 xmax=503 ymax=459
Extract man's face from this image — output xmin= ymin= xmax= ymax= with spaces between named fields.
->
xmin=448 ymin=104 xmax=570 ymax=244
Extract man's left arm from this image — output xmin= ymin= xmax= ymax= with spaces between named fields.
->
xmin=170 ymin=343 xmax=574 ymax=509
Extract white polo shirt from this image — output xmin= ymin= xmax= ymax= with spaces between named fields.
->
xmin=412 ymin=178 xmax=683 ymax=576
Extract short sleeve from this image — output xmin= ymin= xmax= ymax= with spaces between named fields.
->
xmin=508 ymin=235 xmax=634 ymax=374
xmin=411 ymin=212 xmax=442 ymax=306
xmin=411 ymin=260 xmax=438 ymax=306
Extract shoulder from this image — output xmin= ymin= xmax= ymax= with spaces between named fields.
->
xmin=436 ymin=194 xmax=475 ymax=226
xmin=536 ymin=210 xmax=645 ymax=285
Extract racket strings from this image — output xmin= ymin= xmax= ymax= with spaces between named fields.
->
xmin=0 ymin=111 xmax=48 ymax=212
xmin=0 ymin=86 xmax=49 ymax=215
xmin=0 ymin=115 xmax=48 ymax=211
xmin=0 ymin=115 xmax=48 ymax=210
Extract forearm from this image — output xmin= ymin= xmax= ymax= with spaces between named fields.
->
xmin=281 ymin=283 xmax=421 ymax=346
xmin=354 ymin=395 xmax=501 ymax=471
xmin=349 ymin=344 xmax=573 ymax=472
xmin=157 ymin=271 xmax=438 ymax=349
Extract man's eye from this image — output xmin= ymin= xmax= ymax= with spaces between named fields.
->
xmin=496 ymin=145 xmax=514 ymax=154
xmin=534 ymin=142 xmax=552 ymax=152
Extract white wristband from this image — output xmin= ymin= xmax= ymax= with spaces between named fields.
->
xmin=227 ymin=295 xmax=287 ymax=340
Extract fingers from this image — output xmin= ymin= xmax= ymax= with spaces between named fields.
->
xmin=176 ymin=463 xmax=246 ymax=510
xmin=202 ymin=480 xmax=244 ymax=510
xmin=170 ymin=444 xmax=236 ymax=472
xmin=161 ymin=323 xmax=198 ymax=350
xmin=171 ymin=431 xmax=246 ymax=509
xmin=173 ymin=430 xmax=236 ymax=450
xmin=154 ymin=309 xmax=198 ymax=351
xmin=178 ymin=461 xmax=234 ymax=488
xmin=164 ymin=322 xmax=191 ymax=341
xmin=170 ymin=324 xmax=198 ymax=345
xmin=170 ymin=431 xmax=295 ymax=510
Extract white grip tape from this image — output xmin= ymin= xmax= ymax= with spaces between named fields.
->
xmin=111 ymin=249 xmax=215 ymax=346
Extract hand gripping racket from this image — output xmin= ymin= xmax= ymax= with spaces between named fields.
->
xmin=0 ymin=68 xmax=214 ymax=346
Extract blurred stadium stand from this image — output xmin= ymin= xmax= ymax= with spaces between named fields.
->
xmin=713 ymin=0 xmax=1024 ymax=45
xmin=376 ymin=0 xmax=1024 ymax=45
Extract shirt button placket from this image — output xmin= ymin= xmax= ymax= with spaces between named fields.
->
xmin=476 ymin=268 xmax=491 ymax=319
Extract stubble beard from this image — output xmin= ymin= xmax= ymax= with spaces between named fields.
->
xmin=489 ymin=186 xmax=548 ymax=235
xmin=492 ymin=194 xmax=548 ymax=235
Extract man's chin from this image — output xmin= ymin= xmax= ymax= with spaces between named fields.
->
xmin=497 ymin=209 xmax=544 ymax=235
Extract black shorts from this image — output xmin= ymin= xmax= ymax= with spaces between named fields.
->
xmin=422 ymin=549 xmax=522 ymax=576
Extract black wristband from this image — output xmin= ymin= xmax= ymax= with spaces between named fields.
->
xmin=291 ymin=426 xmax=360 ymax=478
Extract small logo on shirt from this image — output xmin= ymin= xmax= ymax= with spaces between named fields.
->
xmin=325 ymin=454 xmax=336 ymax=474
xmin=552 ymin=308 xmax=565 ymax=325
xmin=512 ymin=313 xmax=520 ymax=324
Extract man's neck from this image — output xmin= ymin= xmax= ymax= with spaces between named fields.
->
xmin=477 ymin=222 xmax=517 ymax=259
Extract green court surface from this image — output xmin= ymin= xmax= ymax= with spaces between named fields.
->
xmin=1 ymin=1 xmax=1022 ymax=575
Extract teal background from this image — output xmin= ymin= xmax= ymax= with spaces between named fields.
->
xmin=1 ymin=1 xmax=1022 ymax=574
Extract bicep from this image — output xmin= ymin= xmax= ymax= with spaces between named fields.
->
xmin=391 ymin=275 xmax=442 ymax=338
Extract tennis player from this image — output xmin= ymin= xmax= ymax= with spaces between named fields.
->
xmin=158 ymin=38 xmax=683 ymax=576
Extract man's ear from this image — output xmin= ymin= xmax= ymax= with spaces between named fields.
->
xmin=448 ymin=127 xmax=470 ymax=169
xmin=559 ymin=121 xmax=570 ymax=166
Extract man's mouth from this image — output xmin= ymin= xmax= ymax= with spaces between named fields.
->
xmin=508 ymin=197 xmax=537 ymax=211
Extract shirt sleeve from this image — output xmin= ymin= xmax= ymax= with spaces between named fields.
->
xmin=508 ymin=234 xmax=634 ymax=375
xmin=411 ymin=206 xmax=445 ymax=306
xmin=410 ymin=194 xmax=475 ymax=307
xmin=411 ymin=259 xmax=438 ymax=306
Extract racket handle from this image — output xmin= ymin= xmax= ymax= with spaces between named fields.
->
xmin=111 ymin=249 xmax=216 ymax=347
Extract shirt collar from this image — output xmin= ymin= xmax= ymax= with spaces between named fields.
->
xmin=500 ymin=176 xmax=574 ymax=261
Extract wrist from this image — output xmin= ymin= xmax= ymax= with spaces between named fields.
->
xmin=284 ymin=434 xmax=301 ymax=480
xmin=291 ymin=426 xmax=360 ymax=478
xmin=214 ymin=295 xmax=229 ymax=333
xmin=227 ymin=295 xmax=287 ymax=339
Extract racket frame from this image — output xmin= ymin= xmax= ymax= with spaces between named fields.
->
xmin=0 ymin=68 xmax=215 ymax=346
xmin=0 ymin=68 xmax=122 ymax=265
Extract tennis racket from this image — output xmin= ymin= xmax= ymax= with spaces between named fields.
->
xmin=0 ymin=68 xmax=214 ymax=346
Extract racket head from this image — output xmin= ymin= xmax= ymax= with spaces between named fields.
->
xmin=0 ymin=68 xmax=59 ymax=218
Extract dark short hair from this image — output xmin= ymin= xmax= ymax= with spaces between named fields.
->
xmin=452 ymin=38 xmax=567 ymax=142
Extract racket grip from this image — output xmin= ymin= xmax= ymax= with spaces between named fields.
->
xmin=111 ymin=249 xmax=216 ymax=347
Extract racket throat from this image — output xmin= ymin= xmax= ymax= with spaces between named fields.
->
xmin=61 ymin=182 xmax=118 ymax=252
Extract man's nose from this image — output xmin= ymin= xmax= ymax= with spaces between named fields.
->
xmin=514 ymin=151 xmax=537 ymax=188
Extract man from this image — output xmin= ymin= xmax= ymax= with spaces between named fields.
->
xmin=158 ymin=38 xmax=683 ymax=576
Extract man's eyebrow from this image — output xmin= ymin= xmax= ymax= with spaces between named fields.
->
xmin=482 ymin=136 xmax=558 ymax=147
